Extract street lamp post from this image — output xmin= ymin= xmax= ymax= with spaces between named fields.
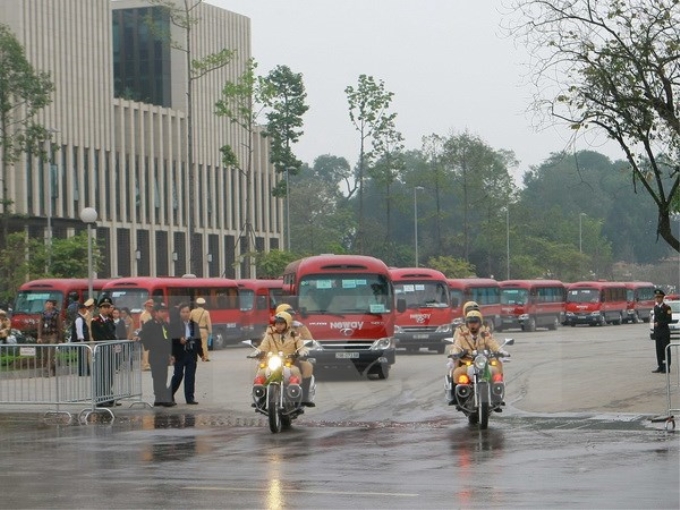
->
xmin=579 ymin=213 xmax=586 ymax=254
xmin=44 ymin=129 xmax=58 ymax=272
xmin=505 ymin=206 xmax=510 ymax=280
xmin=414 ymin=186 xmax=424 ymax=267
xmin=80 ymin=207 xmax=97 ymax=300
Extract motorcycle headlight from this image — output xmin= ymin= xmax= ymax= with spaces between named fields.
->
xmin=268 ymin=355 xmax=283 ymax=371
xmin=370 ymin=337 xmax=393 ymax=350
xmin=474 ymin=354 xmax=488 ymax=371
xmin=435 ymin=324 xmax=452 ymax=333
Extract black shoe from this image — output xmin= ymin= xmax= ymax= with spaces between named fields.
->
xmin=448 ymin=400 xmax=456 ymax=406
xmin=99 ymin=401 xmax=115 ymax=408
xmin=186 ymin=401 xmax=198 ymax=405
xmin=302 ymin=401 xmax=315 ymax=408
xmin=164 ymin=401 xmax=177 ymax=407
xmin=493 ymin=407 xmax=503 ymax=413
xmin=652 ymin=367 xmax=665 ymax=373
xmin=153 ymin=402 xmax=163 ymax=407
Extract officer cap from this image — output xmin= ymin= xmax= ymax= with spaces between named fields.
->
xmin=144 ymin=299 xmax=154 ymax=307
xmin=273 ymin=311 xmax=292 ymax=328
xmin=196 ymin=297 xmax=206 ymax=305
xmin=84 ymin=298 xmax=95 ymax=307
xmin=465 ymin=310 xmax=483 ymax=323
xmin=275 ymin=304 xmax=295 ymax=315
xmin=654 ymin=288 xmax=665 ymax=297
xmin=153 ymin=303 xmax=168 ymax=312
xmin=0 ymin=309 xmax=6 ymax=315
xmin=98 ymin=297 xmax=113 ymax=307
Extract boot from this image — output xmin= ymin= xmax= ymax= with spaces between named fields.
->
xmin=301 ymin=377 xmax=315 ymax=407
xmin=448 ymin=383 xmax=457 ymax=405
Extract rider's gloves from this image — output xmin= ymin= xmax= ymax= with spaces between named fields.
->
xmin=247 ymin=349 xmax=262 ymax=359
xmin=298 ymin=347 xmax=310 ymax=357
xmin=498 ymin=349 xmax=510 ymax=357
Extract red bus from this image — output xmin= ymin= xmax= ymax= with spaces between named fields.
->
xmin=447 ymin=278 xmax=502 ymax=331
xmin=624 ymin=281 xmax=655 ymax=323
xmin=564 ymin=281 xmax=628 ymax=326
xmin=102 ymin=276 xmax=240 ymax=349
xmin=499 ymin=280 xmax=566 ymax=331
xmin=237 ymin=279 xmax=284 ymax=342
xmin=390 ymin=268 xmax=452 ymax=354
xmin=282 ymin=254 xmax=403 ymax=380
xmin=12 ymin=278 xmax=109 ymax=341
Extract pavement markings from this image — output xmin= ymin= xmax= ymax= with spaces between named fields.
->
xmin=184 ymin=486 xmax=419 ymax=497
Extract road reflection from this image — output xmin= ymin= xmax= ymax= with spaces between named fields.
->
xmin=139 ymin=413 xmax=199 ymax=463
xmin=448 ymin=425 xmax=506 ymax=506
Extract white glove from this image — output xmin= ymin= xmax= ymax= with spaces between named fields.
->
xmin=247 ymin=349 xmax=262 ymax=359
xmin=298 ymin=347 xmax=310 ymax=357
xmin=498 ymin=349 xmax=510 ymax=357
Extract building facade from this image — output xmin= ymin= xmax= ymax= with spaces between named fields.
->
xmin=0 ymin=0 xmax=282 ymax=278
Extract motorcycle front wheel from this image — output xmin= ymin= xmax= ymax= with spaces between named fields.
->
xmin=268 ymin=385 xmax=282 ymax=433
xmin=479 ymin=402 xmax=489 ymax=429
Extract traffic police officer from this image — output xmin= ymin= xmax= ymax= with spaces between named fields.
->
xmin=652 ymin=289 xmax=672 ymax=373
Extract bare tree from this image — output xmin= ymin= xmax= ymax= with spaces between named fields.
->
xmin=510 ymin=0 xmax=680 ymax=250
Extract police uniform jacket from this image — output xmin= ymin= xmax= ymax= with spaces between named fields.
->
xmin=140 ymin=318 xmax=171 ymax=362
xmin=654 ymin=302 xmax=673 ymax=332
xmin=450 ymin=328 xmax=502 ymax=360
xmin=90 ymin=314 xmax=116 ymax=341
xmin=259 ymin=327 xmax=305 ymax=358
xmin=189 ymin=306 xmax=212 ymax=333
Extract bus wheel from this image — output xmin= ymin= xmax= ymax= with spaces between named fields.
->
xmin=548 ymin=317 xmax=559 ymax=331
xmin=526 ymin=316 xmax=537 ymax=332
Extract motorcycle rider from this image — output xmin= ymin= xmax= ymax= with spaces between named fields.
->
xmin=448 ymin=310 xmax=510 ymax=409
xmin=252 ymin=311 xmax=315 ymax=407
xmin=274 ymin=304 xmax=313 ymax=340
xmin=452 ymin=301 xmax=491 ymax=344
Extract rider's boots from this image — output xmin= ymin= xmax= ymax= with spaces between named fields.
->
xmin=301 ymin=377 xmax=315 ymax=407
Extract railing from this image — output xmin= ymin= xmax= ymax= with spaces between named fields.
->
xmin=663 ymin=341 xmax=680 ymax=432
xmin=0 ymin=340 xmax=149 ymax=423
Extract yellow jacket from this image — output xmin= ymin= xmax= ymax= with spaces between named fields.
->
xmin=450 ymin=328 xmax=501 ymax=358
xmin=259 ymin=326 xmax=306 ymax=358
xmin=189 ymin=306 xmax=212 ymax=333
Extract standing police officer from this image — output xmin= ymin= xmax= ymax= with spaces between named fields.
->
xmin=91 ymin=297 xmax=117 ymax=406
xmin=652 ymin=289 xmax=672 ymax=373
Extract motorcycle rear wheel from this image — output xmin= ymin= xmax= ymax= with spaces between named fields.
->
xmin=268 ymin=386 xmax=282 ymax=433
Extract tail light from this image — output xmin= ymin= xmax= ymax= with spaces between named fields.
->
xmin=458 ymin=374 xmax=470 ymax=384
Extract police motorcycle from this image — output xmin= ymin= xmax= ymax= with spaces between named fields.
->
xmin=243 ymin=340 xmax=316 ymax=433
xmin=444 ymin=338 xmax=514 ymax=429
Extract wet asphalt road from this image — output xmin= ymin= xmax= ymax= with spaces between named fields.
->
xmin=0 ymin=323 xmax=679 ymax=509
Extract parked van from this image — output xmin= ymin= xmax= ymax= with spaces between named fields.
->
xmin=447 ymin=278 xmax=501 ymax=331
xmin=624 ymin=281 xmax=655 ymax=323
xmin=499 ymin=280 xmax=566 ymax=331
xmin=564 ymin=281 xmax=628 ymax=326
xmin=237 ymin=279 xmax=284 ymax=342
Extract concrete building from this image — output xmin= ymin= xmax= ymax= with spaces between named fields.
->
xmin=0 ymin=0 xmax=282 ymax=278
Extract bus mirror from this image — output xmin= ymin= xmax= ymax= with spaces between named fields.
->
xmin=397 ymin=298 xmax=406 ymax=313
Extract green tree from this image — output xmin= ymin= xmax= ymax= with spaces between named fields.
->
xmin=0 ymin=23 xmax=54 ymax=297
xmin=255 ymin=249 xmax=298 ymax=279
xmin=216 ymin=59 xmax=268 ymax=278
xmin=511 ymin=0 xmax=680 ymax=251
xmin=426 ymin=255 xmax=476 ymax=278
xmin=146 ymin=0 xmax=236 ymax=274
xmin=345 ymin=75 xmax=399 ymax=253
xmin=261 ymin=65 xmax=309 ymax=200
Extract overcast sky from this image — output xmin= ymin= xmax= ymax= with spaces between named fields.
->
xmin=212 ymin=1 xmax=623 ymax=181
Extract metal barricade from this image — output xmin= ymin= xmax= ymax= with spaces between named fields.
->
xmin=0 ymin=340 xmax=148 ymax=423
xmin=662 ymin=341 xmax=680 ymax=432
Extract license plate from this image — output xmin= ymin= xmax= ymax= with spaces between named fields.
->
xmin=413 ymin=334 xmax=430 ymax=339
xmin=335 ymin=352 xmax=360 ymax=359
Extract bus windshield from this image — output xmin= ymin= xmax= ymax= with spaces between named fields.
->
xmin=394 ymin=281 xmax=449 ymax=308
xmin=109 ymin=289 xmax=149 ymax=313
xmin=501 ymin=289 xmax=528 ymax=305
xmin=14 ymin=291 xmax=63 ymax=314
xmin=239 ymin=289 xmax=255 ymax=312
xmin=449 ymin=289 xmax=463 ymax=309
xmin=298 ymin=274 xmax=392 ymax=314
xmin=567 ymin=289 xmax=600 ymax=303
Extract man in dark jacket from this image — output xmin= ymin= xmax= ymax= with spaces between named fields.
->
xmin=90 ymin=297 xmax=117 ymax=406
xmin=170 ymin=303 xmax=204 ymax=405
xmin=652 ymin=289 xmax=673 ymax=373
xmin=140 ymin=303 xmax=176 ymax=407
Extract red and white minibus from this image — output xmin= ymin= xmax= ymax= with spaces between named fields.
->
xmin=447 ymin=278 xmax=502 ymax=331
xmin=282 ymin=254 xmax=403 ymax=379
xmin=624 ymin=281 xmax=655 ymax=323
xmin=237 ymin=279 xmax=284 ymax=342
xmin=564 ymin=281 xmax=628 ymax=326
xmin=12 ymin=278 xmax=109 ymax=340
xmin=499 ymin=280 xmax=566 ymax=331
xmin=390 ymin=267 xmax=452 ymax=353
xmin=102 ymin=276 xmax=240 ymax=349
